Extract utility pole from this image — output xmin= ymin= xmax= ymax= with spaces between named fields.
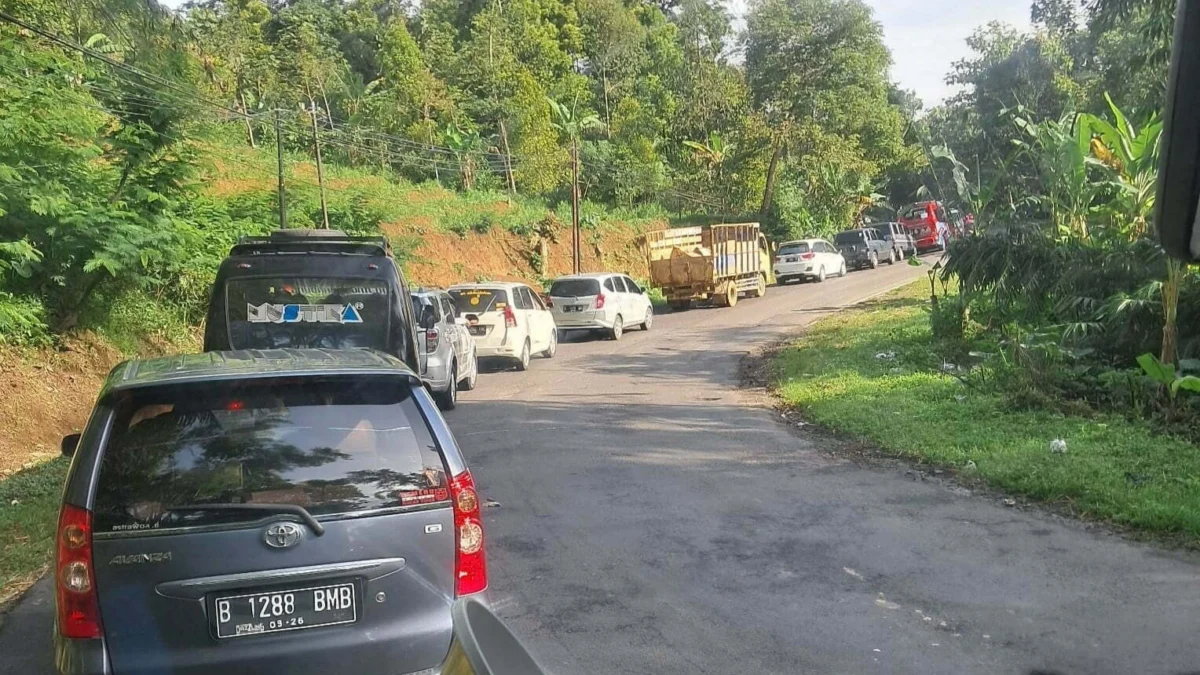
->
xmin=570 ymin=137 xmax=581 ymax=274
xmin=308 ymin=101 xmax=330 ymax=229
xmin=274 ymin=110 xmax=287 ymax=229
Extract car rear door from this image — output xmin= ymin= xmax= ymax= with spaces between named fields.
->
xmin=89 ymin=377 xmax=460 ymax=675
xmin=440 ymin=295 xmax=468 ymax=367
xmin=549 ymin=278 xmax=602 ymax=325
xmin=451 ymin=287 xmax=509 ymax=350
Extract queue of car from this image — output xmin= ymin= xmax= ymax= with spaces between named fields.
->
xmin=773 ymin=220 xmax=940 ymax=283
xmin=49 ymin=223 xmax=935 ymax=675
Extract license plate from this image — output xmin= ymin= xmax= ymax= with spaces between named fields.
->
xmin=786 ymin=257 xmax=798 ymax=263
xmin=468 ymin=326 xmax=486 ymax=336
xmin=212 ymin=582 xmax=357 ymax=639
xmin=566 ymin=305 xmax=585 ymax=312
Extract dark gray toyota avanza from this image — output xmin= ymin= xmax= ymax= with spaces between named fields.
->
xmin=53 ymin=349 xmax=487 ymax=675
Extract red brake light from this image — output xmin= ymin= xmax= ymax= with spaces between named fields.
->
xmin=595 ymin=293 xmax=606 ymax=310
xmin=426 ymin=327 xmax=440 ymax=353
xmin=56 ymin=504 xmax=102 ymax=639
xmin=503 ymin=304 xmax=517 ymax=328
xmin=449 ymin=471 xmax=487 ymax=596
xmin=800 ymin=252 xmax=815 ymax=260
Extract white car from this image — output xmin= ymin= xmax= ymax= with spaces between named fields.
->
xmin=547 ymin=273 xmax=654 ymax=341
xmin=773 ymin=238 xmax=847 ymax=284
xmin=448 ymin=282 xmax=557 ymax=370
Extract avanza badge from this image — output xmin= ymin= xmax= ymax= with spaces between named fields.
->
xmin=247 ymin=303 xmax=364 ymax=324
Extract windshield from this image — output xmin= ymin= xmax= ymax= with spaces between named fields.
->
xmin=224 ymin=277 xmax=391 ymax=351
xmin=549 ymin=279 xmax=601 ymax=297
xmin=448 ymin=288 xmax=508 ymax=314
xmin=834 ymin=232 xmax=865 ymax=246
xmin=777 ymin=243 xmax=810 ymax=256
xmin=93 ymin=379 xmax=446 ymax=533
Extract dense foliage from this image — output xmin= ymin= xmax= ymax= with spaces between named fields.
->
xmin=0 ymin=0 xmax=922 ymax=345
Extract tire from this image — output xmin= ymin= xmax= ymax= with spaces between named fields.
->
xmin=516 ymin=340 xmax=530 ymax=371
xmin=869 ymin=252 xmax=879 ymax=269
xmin=435 ymin=362 xmax=458 ymax=410
xmin=641 ymin=306 xmax=653 ymax=330
xmin=838 ymin=261 xmax=847 ymax=277
xmin=887 ymin=248 xmax=896 ymax=265
xmin=816 ymin=266 xmax=826 ymax=283
xmin=895 ymin=246 xmax=905 ymax=262
xmin=610 ymin=315 xmax=624 ymax=341
xmin=750 ymin=274 xmax=767 ymax=298
xmin=460 ymin=350 xmax=478 ymax=391
xmin=540 ymin=327 xmax=557 ymax=358
xmin=726 ymin=283 xmax=739 ymax=307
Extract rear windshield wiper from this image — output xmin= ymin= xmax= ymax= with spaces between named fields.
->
xmin=166 ymin=503 xmax=325 ymax=536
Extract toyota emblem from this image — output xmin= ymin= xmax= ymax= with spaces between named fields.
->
xmin=264 ymin=522 xmax=304 ymax=549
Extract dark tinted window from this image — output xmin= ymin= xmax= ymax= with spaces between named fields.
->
xmin=778 ymin=243 xmax=810 ymax=256
xmin=610 ymin=277 xmax=628 ymax=293
xmin=835 ymin=231 xmax=865 ymax=246
xmin=440 ymin=297 xmax=456 ymax=320
xmin=413 ymin=294 xmax=440 ymax=322
xmin=549 ymin=278 xmax=601 ymax=297
xmin=449 ymin=288 xmax=508 ymax=314
xmin=93 ymin=378 xmax=447 ymax=533
xmin=225 ymin=277 xmax=390 ymax=351
xmin=624 ymin=278 xmax=642 ymax=293
xmin=603 ymin=278 xmax=617 ymax=292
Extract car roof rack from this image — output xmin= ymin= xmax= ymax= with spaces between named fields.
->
xmin=231 ymin=229 xmax=392 ymax=257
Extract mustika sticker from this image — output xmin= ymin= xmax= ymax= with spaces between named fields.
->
xmin=246 ymin=303 xmax=364 ymax=324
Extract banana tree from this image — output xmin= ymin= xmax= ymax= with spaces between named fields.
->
xmin=682 ymin=132 xmax=737 ymax=211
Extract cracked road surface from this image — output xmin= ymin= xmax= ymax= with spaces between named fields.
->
xmin=2 ymin=260 xmax=1198 ymax=675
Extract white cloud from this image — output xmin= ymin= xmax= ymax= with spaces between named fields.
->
xmin=726 ymin=0 xmax=1032 ymax=108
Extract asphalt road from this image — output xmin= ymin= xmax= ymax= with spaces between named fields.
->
xmin=3 ymin=259 xmax=1199 ymax=674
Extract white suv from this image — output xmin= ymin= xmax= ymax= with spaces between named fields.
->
xmin=448 ymin=282 xmax=558 ymax=370
xmin=773 ymin=238 xmax=847 ymax=284
xmin=547 ymin=273 xmax=654 ymax=341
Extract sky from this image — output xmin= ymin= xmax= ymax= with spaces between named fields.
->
xmin=726 ymin=0 xmax=1033 ymax=108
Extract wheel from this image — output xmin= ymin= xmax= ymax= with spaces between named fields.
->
xmin=610 ymin=315 xmax=624 ymax=340
xmin=725 ymin=283 xmax=739 ymax=307
xmin=668 ymin=299 xmax=691 ymax=312
xmin=895 ymin=246 xmax=905 ymax=261
xmin=460 ymin=350 xmax=478 ymax=391
xmin=869 ymin=252 xmax=879 ymax=269
xmin=435 ymin=362 xmax=458 ymax=410
xmin=641 ymin=306 xmax=653 ymax=330
xmin=750 ymin=274 xmax=767 ymax=298
xmin=816 ymin=266 xmax=826 ymax=283
xmin=540 ymin=327 xmax=557 ymax=358
xmin=838 ymin=261 xmax=847 ymax=277
xmin=516 ymin=340 xmax=530 ymax=371
xmin=887 ymin=248 xmax=896 ymax=265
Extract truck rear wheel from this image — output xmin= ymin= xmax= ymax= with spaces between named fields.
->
xmin=719 ymin=283 xmax=738 ymax=308
xmin=750 ymin=274 xmax=767 ymax=298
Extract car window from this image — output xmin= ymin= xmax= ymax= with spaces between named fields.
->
xmin=624 ymin=277 xmax=642 ymax=294
xmin=834 ymin=231 xmax=864 ymax=246
xmin=224 ymin=277 xmax=390 ymax=351
xmin=603 ymin=277 xmax=617 ymax=292
xmin=814 ymin=242 xmax=827 ymax=253
xmin=611 ymin=276 xmax=628 ymax=293
xmin=92 ymin=378 xmax=448 ymax=533
xmin=417 ymin=295 xmax=441 ymax=322
xmin=515 ymin=287 xmax=534 ymax=310
xmin=778 ymin=242 xmax=810 ymax=256
xmin=531 ymin=291 xmax=548 ymax=311
xmin=550 ymin=278 xmax=601 ymax=297
xmin=439 ymin=296 xmax=456 ymax=320
xmin=449 ymin=287 xmax=508 ymax=314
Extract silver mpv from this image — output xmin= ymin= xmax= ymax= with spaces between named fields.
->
xmin=53 ymin=349 xmax=488 ymax=675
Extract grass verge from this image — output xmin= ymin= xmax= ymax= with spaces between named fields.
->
xmin=774 ymin=280 xmax=1200 ymax=541
xmin=0 ymin=458 xmax=68 ymax=607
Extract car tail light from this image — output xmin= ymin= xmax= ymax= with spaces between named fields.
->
xmin=56 ymin=504 xmax=102 ymax=639
xmin=503 ymin=304 xmax=517 ymax=328
xmin=449 ymin=471 xmax=487 ymax=596
xmin=801 ymin=252 xmax=815 ymax=260
xmin=595 ymin=293 xmax=606 ymax=310
xmin=426 ymin=327 xmax=440 ymax=353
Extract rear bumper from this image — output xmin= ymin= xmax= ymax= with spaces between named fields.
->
xmin=476 ymin=344 xmax=519 ymax=358
xmin=773 ymin=262 xmax=813 ymax=278
xmin=553 ymin=315 xmax=612 ymax=330
xmin=55 ymin=632 xmax=111 ymax=675
xmin=424 ymin=353 xmax=453 ymax=391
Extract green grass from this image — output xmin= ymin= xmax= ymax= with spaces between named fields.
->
xmin=774 ymin=281 xmax=1200 ymax=540
xmin=0 ymin=458 xmax=68 ymax=603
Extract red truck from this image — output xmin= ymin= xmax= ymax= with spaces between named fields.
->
xmin=899 ymin=201 xmax=950 ymax=252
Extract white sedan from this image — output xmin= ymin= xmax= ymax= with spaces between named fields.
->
xmin=773 ymin=238 xmax=846 ymax=283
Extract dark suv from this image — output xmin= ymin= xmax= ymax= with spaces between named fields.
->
xmin=53 ymin=349 xmax=487 ymax=675
xmin=203 ymin=230 xmax=425 ymax=376
xmin=834 ymin=227 xmax=896 ymax=269
xmin=873 ymin=222 xmax=918 ymax=260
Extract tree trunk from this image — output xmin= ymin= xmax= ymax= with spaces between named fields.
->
xmin=602 ymin=68 xmax=612 ymax=139
xmin=759 ymin=138 xmax=785 ymax=217
xmin=499 ymin=119 xmax=517 ymax=193
xmin=1162 ymin=257 xmax=1182 ymax=366
xmin=240 ymin=91 xmax=256 ymax=148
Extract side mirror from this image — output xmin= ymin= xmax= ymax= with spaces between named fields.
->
xmin=1157 ymin=0 xmax=1200 ymax=261
xmin=439 ymin=599 xmax=547 ymax=675
xmin=62 ymin=433 xmax=81 ymax=457
xmin=420 ymin=305 xmax=437 ymax=330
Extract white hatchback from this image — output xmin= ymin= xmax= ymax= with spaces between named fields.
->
xmin=773 ymin=238 xmax=846 ymax=284
xmin=547 ymin=273 xmax=654 ymax=341
xmin=448 ymin=282 xmax=558 ymax=370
